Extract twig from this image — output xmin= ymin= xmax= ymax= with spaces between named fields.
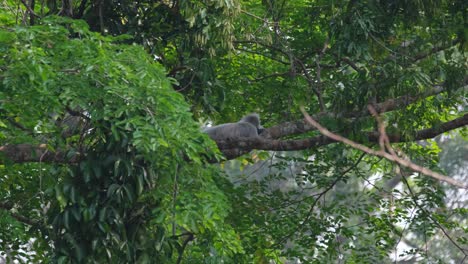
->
xmin=401 ymin=171 xmax=468 ymax=256
xmin=172 ymin=164 xmax=179 ymax=236
xmin=300 ymin=106 xmax=467 ymax=189
xmin=340 ymin=56 xmax=362 ymax=73
xmin=295 ymin=59 xmax=325 ymax=111
xmin=314 ymin=37 xmax=329 ymax=111
xmin=19 ymin=0 xmax=39 ymax=18
xmin=0 ymin=204 xmax=38 ymax=226
xmin=367 ymin=105 xmax=396 ymax=156
xmin=273 ymin=152 xmax=366 ymax=248
xmin=240 ymin=9 xmax=275 ymax=24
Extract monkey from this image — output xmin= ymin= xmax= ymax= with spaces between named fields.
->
xmin=203 ymin=113 xmax=264 ymax=141
xmin=51 ymin=108 xmax=91 ymax=138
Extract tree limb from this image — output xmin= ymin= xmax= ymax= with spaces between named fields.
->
xmin=0 ymin=144 xmax=80 ymax=163
xmin=0 ymin=203 xmax=39 ymax=226
xmin=300 ymin=107 xmax=467 ymax=189
xmin=1 ymin=114 xmax=466 ymax=164
xmin=266 ymin=82 xmax=462 ymax=139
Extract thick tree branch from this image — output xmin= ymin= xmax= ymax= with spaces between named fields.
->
xmin=368 ymin=113 xmax=468 ymax=142
xmin=1 ymin=113 xmax=466 ymax=163
xmin=217 ymin=113 xmax=467 ymax=159
xmin=0 ymin=144 xmax=80 ymax=163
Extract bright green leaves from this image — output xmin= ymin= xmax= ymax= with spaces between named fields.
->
xmin=1 ymin=16 xmax=237 ymax=263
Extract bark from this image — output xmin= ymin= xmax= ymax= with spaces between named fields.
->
xmin=0 ymin=144 xmax=80 ymax=163
xmin=2 ymin=114 xmax=466 ymax=163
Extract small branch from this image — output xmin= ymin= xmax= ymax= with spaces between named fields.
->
xmin=249 ymin=71 xmax=291 ymax=82
xmin=343 ymin=84 xmax=453 ymax=119
xmin=172 ymin=164 xmax=179 ymax=236
xmin=19 ymin=0 xmax=40 ymax=18
xmin=170 ymin=232 xmax=193 ymax=239
xmin=235 ymin=47 xmax=289 ymax=65
xmin=240 ymin=10 xmax=275 ymax=24
xmin=175 ymin=71 xmax=196 ymax=92
xmin=300 ymin=107 xmax=467 ymax=189
xmin=10 ymin=212 xmax=38 ymax=226
xmin=176 ymin=232 xmax=194 ymax=264
xmin=410 ymin=40 xmax=461 ymax=63
xmin=234 ymin=40 xmax=291 ymax=57
xmin=98 ymin=0 xmax=104 ymax=33
xmin=29 ymin=0 xmax=35 ymax=25
xmin=58 ymin=0 xmax=73 ymax=17
xmin=367 ymin=105 xmax=395 ymax=155
xmin=314 ymin=37 xmax=330 ymax=111
xmin=295 ymin=59 xmax=325 ymax=111
xmin=267 ymin=82 xmax=458 ymax=139
xmin=167 ymin=66 xmax=189 ymax=77
xmin=65 ymin=106 xmax=91 ymax=121
xmin=401 ymin=172 xmax=468 ymax=256
xmin=0 ymin=205 xmax=39 ymax=226
xmin=274 ymin=152 xmax=366 ymax=248
xmin=0 ymin=202 xmax=13 ymax=210
xmin=340 ymin=56 xmax=362 ymax=73
xmin=4 ymin=117 xmax=31 ymax=133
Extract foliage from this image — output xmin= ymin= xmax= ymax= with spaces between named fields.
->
xmin=0 ymin=16 xmax=241 ymax=262
xmin=1 ymin=0 xmax=467 ymax=263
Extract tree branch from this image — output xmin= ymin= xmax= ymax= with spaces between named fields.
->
xmin=217 ymin=112 xmax=467 ymax=160
xmin=266 ymin=82 xmax=463 ymax=139
xmin=2 ymin=113 xmax=466 ymax=164
xmin=0 ymin=144 xmax=80 ymax=163
xmin=295 ymin=58 xmax=325 ymax=111
xmin=0 ymin=203 xmax=39 ymax=226
xmin=19 ymin=0 xmax=40 ymax=18
xmin=300 ymin=107 xmax=467 ymax=189
xmin=401 ymin=171 xmax=468 ymax=255
xmin=407 ymin=40 xmax=461 ymax=63
xmin=176 ymin=232 xmax=194 ymax=264
xmin=74 ymin=0 xmax=88 ymax=18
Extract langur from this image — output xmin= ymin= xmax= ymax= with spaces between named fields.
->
xmin=203 ymin=113 xmax=264 ymax=141
xmin=52 ymin=108 xmax=90 ymax=138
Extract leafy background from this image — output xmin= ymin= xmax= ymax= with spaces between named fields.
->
xmin=0 ymin=0 xmax=467 ymax=263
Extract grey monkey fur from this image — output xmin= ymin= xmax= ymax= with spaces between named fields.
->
xmin=203 ymin=113 xmax=264 ymax=141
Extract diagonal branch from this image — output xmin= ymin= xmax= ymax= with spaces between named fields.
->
xmin=19 ymin=0 xmax=40 ymax=18
xmin=300 ymin=107 xmax=467 ymax=189
xmin=0 ymin=203 xmax=39 ymax=226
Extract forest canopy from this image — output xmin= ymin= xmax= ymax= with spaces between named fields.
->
xmin=0 ymin=0 xmax=467 ymax=263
